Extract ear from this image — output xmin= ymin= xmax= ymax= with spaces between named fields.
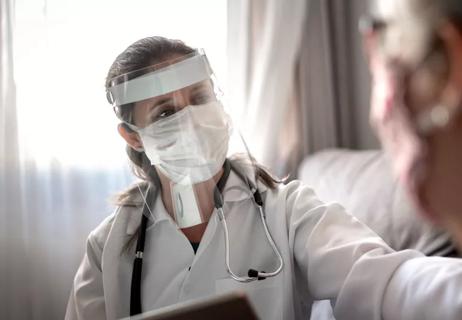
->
xmin=117 ymin=123 xmax=144 ymax=151
xmin=438 ymin=21 xmax=462 ymax=99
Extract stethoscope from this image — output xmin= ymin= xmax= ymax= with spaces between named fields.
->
xmin=130 ymin=159 xmax=284 ymax=316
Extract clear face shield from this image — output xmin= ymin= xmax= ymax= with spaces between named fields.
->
xmin=107 ymin=49 xmax=258 ymax=229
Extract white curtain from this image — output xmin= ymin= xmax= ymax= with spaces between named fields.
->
xmin=227 ymin=0 xmax=307 ymax=175
xmin=0 ymin=0 xmax=24 ymax=318
xmin=0 ymin=0 xmax=133 ymax=311
xmin=227 ymin=0 xmax=377 ymax=178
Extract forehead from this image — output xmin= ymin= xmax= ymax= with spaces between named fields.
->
xmin=373 ymin=0 xmax=415 ymax=19
xmin=134 ymin=79 xmax=214 ymax=107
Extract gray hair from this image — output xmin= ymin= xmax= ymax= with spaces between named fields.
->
xmin=371 ymin=0 xmax=462 ymax=92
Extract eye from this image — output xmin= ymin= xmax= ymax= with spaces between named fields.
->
xmin=158 ymin=109 xmax=176 ymax=119
xmin=150 ymin=105 xmax=177 ymax=123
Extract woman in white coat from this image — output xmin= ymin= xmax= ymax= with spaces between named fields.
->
xmin=66 ymin=36 xmax=462 ymax=320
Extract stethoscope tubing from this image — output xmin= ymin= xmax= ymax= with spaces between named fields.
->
xmin=216 ymin=204 xmax=284 ymax=282
xmin=129 ymin=161 xmax=284 ymax=316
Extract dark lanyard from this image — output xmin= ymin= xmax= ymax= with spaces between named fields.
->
xmin=130 ymin=160 xmax=232 ymax=316
xmin=130 ymin=184 xmax=157 ymax=316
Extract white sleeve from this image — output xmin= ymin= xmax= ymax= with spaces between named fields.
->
xmin=381 ymin=256 xmax=462 ymax=319
xmin=65 ymin=233 xmax=106 ymax=320
xmin=285 ymin=182 xmax=462 ymax=319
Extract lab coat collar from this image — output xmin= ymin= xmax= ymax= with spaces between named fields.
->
xmin=122 ymin=163 xmax=269 ymax=235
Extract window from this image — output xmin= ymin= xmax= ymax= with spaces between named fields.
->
xmin=14 ymin=0 xmax=227 ymax=168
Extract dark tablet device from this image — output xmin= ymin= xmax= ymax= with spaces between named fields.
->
xmin=124 ymin=291 xmax=259 ymax=320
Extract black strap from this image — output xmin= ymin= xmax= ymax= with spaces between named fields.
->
xmin=130 ymin=185 xmax=156 ymax=316
xmin=130 ymin=253 xmax=144 ymax=316
xmin=217 ymin=159 xmax=231 ymax=192
xmin=213 ymin=159 xmax=231 ymax=209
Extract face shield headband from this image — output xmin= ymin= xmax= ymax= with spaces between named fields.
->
xmin=106 ymin=49 xmax=213 ymax=108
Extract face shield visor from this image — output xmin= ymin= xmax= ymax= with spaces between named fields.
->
xmin=107 ymin=49 xmax=259 ymax=229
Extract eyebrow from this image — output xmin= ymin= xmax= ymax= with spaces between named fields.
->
xmin=191 ymin=83 xmax=212 ymax=93
xmin=149 ymin=97 xmax=173 ymax=110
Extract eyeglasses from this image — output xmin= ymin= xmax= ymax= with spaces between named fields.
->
xmin=358 ymin=16 xmax=387 ymax=35
xmin=358 ymin=15 xmax=392 ymax=58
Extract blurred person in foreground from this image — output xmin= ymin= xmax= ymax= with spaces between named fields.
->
xmin=364 ymin=0 xmax=462 ymax=248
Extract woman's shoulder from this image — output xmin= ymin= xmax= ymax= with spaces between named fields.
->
xmin=264 ymin=179 xmax=328 ymax=216
xmin=113 ymin=180 xmax=149 ymax=207
xmin=268 ymin=179 xmax=319 ymax=201
xmin=88 ymin=181 xmax=148 ymax=249
xmin=87 ymin=210 xmax=118 ymax=251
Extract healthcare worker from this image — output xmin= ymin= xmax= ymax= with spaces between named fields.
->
xmin=364 ymin=0 xmax=462 ymax=249
xmin=66 ymin=36 xmax=462 ymax=320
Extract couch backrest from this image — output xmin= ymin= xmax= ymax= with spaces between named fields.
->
xmin=298 ymin=149 xmax=459 ymax=257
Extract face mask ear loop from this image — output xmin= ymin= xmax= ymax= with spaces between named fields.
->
xmin=135 ymin=153 xmax=162 ymax=221
xmin=136 ymin=184 xmax=155 ymax=221
xmin=237 ymin=131 xmax=259 ymax=192
xmin=119 ymin=121 xmax=145 ymax=152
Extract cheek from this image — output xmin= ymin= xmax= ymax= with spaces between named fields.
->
xmin=407 ymin=70 xmax=445 ymax=114
xmin=133 ymin=103 xmax=151 ymax=127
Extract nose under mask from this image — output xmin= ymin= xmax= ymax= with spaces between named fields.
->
xmin=137 ymin=100 xmax=233 ymax=185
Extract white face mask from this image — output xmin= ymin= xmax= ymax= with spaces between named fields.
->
xmin=137 ymin=100 xmax=232 ymax=185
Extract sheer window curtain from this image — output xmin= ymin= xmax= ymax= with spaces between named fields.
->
xmin=227 ymin=0 xmax=307 ymax=176
xmin=227 ymin=0 xmax=376 ymax=179
xmin=1 ymin=0 xmax=24 ymax=318
xmin=1 ymin=1 xmax=133 ymax=317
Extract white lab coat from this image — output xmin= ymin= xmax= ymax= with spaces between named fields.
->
xmin=65 ymin=169 xmax=462 ymax=320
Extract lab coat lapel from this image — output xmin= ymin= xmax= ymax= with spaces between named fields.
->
xmin=191 ymin=208 xmax=218 ymax=262
xmin=102 ymin=206 xmax=140 ymax=319
xmin=193 ymin=170 xmax=253 ymax=262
